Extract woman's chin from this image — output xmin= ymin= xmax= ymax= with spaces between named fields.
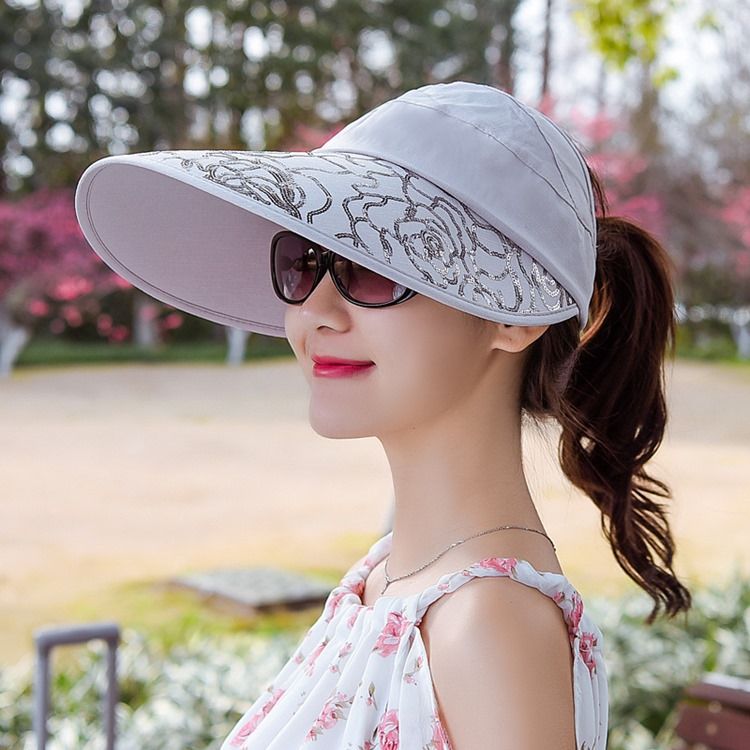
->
xmin=308 ymin=409 xmax=375 ymax=440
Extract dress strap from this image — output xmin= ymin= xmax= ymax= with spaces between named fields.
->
xmin=351 ymin=532 xmax=593 ymax=645
xmin=414 ymin=555 xmax=587 ymax=643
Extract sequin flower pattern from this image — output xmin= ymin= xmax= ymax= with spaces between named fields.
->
xmin=140 ymin=149 xmax=578 ymax=323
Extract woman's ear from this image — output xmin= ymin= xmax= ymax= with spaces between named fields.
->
xmin=490 ymin=322 xmax=550 ymax=353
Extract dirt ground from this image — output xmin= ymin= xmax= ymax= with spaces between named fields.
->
xmin=1 ymin=357 xmax=748 ymax=668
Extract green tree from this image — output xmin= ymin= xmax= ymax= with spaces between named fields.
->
xmin=0 ymin=0 xmax=529 ymax=196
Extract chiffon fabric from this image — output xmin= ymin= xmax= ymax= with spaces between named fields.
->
xmin=220 ymin=530 xmax=609 ymax=749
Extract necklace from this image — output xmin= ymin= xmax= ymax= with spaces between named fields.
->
xmin=380 ymin=524 xmax=556 ymax=595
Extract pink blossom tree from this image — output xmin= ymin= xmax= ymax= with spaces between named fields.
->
xmin=554 ymin=100 xmax=749 ymax=358
xmin=0 ymin=187 xmax=183 ymax=376
xmin=718 ymin=186 xmax=750 ymax=357
xmin=562 ymin=103 xmax=667 ymax=240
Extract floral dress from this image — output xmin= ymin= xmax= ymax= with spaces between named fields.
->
xmin=220 ymin=530 xmax=609 ymax=749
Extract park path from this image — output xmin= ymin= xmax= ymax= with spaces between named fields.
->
xmin=1 ymin=357 xmax=748 ymax=666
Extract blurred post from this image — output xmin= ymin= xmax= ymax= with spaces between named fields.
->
xmin=33 ymin=622 xmax=120 ymax=750
xmin=226 ymin=326 xmax=251 ymax=365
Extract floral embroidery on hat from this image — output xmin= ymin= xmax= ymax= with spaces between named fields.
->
xmin=150 ymin=149 xmax=577 ymax=319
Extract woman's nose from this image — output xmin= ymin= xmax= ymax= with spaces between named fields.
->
xmin=299 ymin=269 xmax=350 ymax=328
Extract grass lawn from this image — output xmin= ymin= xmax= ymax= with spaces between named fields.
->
xmin=14 ymin=334 xmax=295 ymax=369
xmin=10 ymin=323 xmax=749 ymax=370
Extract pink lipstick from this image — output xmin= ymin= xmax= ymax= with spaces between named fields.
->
xmin=312 ymin=355 xmax=375 ymax=378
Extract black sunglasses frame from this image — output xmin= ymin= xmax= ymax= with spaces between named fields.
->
xmin=270 ymin=230 xmax=418 ymax=308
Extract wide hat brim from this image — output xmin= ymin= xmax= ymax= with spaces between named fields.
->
xmin=74 ymin=147 xmax=580 ymax=338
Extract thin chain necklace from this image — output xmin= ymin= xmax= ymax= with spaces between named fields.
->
xmin=380 ymin=524 xmax=556 ymax=595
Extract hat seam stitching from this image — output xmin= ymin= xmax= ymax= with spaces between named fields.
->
xmin=390 ymin=98 xmax=593 ymax=240
xmin=534 ymin=112 xmax=596 ymax=217
xmin=522 ymin=110 xmax=579 ymax=218
xmin=459 ymin=87 xmax=597 ymax=222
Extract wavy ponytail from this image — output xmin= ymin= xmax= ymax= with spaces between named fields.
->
xmin=522 ymin=164 xmax=692 ymax=625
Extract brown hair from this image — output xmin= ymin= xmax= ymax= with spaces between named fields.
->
xmin=521 ymin=163 xmax=692 ymax=625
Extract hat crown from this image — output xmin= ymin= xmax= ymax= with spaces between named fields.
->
xmin=398 ymin=82 xmax=594 ymax=229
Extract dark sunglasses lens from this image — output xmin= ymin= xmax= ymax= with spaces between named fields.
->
xmin=332 ymin=256 xmax=408 ymax=304
xmin=274 ymin=232 xmax=410 ymax=304
xmin=274 ymin=234 xmax=319 ymax=302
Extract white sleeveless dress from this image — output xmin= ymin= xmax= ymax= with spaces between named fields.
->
xmin=220 ymin=530 xmax=609 ymax=749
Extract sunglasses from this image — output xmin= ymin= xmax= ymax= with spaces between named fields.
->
xmin=270 ymin=230 xmax=418 ymax=308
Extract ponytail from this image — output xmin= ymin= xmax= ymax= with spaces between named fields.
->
xmin=522 ymin=164 xmax=692 ymax=625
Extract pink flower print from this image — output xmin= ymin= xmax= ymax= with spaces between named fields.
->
xmin=304 ymin=637 xmax=329 ymax=677
xmin=346 ymin=608 xmax=360 ymax=629
xmin=325 ymin=589 xmax=352 ymax=621
xmin=437 ymin=581 xmax=451 ymax=592
xmin=567 ymin=591 xmax=584 ymax=641
xmin=578 ymin=631 xmax=598 ymax=675
xmin=229 ymin=687 xmax=285 ymax=745
xmin=477 ymin=556 xmax=518 ymax=574
xmin=329 ymin=641 xmax=353 ymax=674
xmin=350 ymin=577 xmax=366 ymax=599
xmin=377 ymin=708 xmax=400 ymax=750
xmin=293 ymin=650 xmax=305 ymax=664
xmin=373 ymin=611 xmax=410 ymax=658
xmin=553 ymin=590 xmax=565 ymax=604
xmin=431 ymin=714 xmax=452 ymax=750
xmin=306 ymin=690 xmax=353 ymax=741
xmin=403 ymin=654 xmax=424 ymax=685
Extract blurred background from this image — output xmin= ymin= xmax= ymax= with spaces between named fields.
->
xmin=1 ymin=0 xmax=749 ymax=748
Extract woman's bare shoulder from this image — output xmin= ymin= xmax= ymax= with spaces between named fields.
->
xmin=420 ymin=575 xmax=576 ymax=749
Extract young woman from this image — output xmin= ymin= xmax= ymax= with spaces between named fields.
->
xmin=74 ymin=81 xmax=692 ymax=749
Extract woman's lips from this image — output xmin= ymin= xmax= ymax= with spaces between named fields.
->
xmin=312 ymin=362 xmax=375 ymax=378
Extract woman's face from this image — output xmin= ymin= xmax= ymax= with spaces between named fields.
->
xmin=284 ymin=270 xmax=506 ymax=440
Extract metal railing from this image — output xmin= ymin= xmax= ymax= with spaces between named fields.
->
xmin=33 ymin=622 xmax=120 ymax=750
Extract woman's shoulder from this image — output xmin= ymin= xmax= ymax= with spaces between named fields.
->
xmin=420 ymin=572 xmax=578 ymax=748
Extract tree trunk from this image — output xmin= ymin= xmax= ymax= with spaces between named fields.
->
xmin=539 ymin=0 xmax=554 ymax=104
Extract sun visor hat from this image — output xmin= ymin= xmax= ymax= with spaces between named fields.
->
xmin=74 ymin=81 xmax=597 ymax=337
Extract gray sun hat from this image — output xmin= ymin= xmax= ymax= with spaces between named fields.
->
xmin=73 ymin=80 xmax=596 ymax=336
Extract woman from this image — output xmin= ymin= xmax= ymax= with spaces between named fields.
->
xmin=74 ymin=81 xmax=692 ymax=749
